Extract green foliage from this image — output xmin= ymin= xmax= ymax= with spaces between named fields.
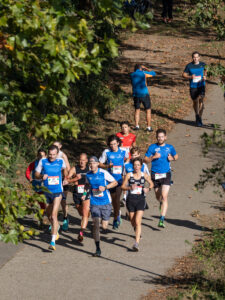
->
xmin=195 ymin=128 xmax=225 ymax=195
xmin=0 ymin=0 xmax=140 ymax=142
xmin=0 ymin=124 xmax=44 ymax=244
xmin=187 ymin=0 xmax=225 ymax=40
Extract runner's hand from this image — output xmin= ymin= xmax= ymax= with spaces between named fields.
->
xmin=76 ymin=174 xmax=82 ymax=180
xmin=63 ymin=179 xmax=68 ymax=185
xmin=203 ymin=75 xmax=206 ymax=80
xmin=99 ymin=186 xmax=106 ymax=192
xmin=143 ymin=187 xmax=149 ymax=194
xmin=81 ymin=195 xmax=86 ymax=201
xmin=168 ymin=154 xmax=173 ymax=161
xmin=42 ymin=174 xmax=48 ymax=180
xmin=153 ymin=152 xmax=161 ymax=159
xmin=108 ymin=163 xmax=113 ymax=168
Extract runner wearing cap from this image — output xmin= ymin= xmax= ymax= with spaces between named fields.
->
xmin=82 ymin=156 xmax=117 ymax=257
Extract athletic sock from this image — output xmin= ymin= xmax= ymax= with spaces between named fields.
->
xmin=95 ymin=241 xmax=100 ymax=250
xmin=135 ymin=125 xmax=139 ymax=128
xmin=51 ymin=234 xmax=57 ymax=243
xmin=160 ymin=216 xmax=165 ymax=221
xmin=147 ymin=127 xmax=151 ymax=130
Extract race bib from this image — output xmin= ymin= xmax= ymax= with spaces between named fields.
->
xmin=111 ymin=165 xmax=122 ymax=174
xmin=77 ymin=185 xmax=85 ymax=194
xmin=131 ymin=186 xmax=142 ymax=195
xmin=48 ymin=176 xmax=59 ymax=185
xmin=155 ymin=173 xmax=166 ymax=180
xmin=92 ymin=189 xmax=104 ymax=197
xmin=193 ymin=75 xmax=201 ymax=83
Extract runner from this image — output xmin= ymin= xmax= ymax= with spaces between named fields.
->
xmin=82 ymin=156 xmax=118 ymax=257
xmin=35 ymin=145 xmax=68 ymax=250
xmin=116 ymin=121 xmax=136 ymax=157
xmin=182 ymin=52 xmax=207 ymax=127
xmin=121 ymin=157 xmax=153 ymax=251
xmin=144 ymin=129 xmax=178 ymax=228
xmin=123 ymin=146 xmax=150 ymax=208
xmin=99 ymin=135 xmax=129 ymax=230
xmin=25 ymin=149 xmax=47 ymax=210
xmin=53 ymin=141 xmax=71 ymax=231
xmin=130 ymin=64 xmax=156 ymax=131
xmin=65 ymin=153 xmax=90 ymax=242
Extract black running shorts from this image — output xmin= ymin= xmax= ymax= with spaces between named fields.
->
xmin=151 ymin=171 xmax=172 ymax=189
xmin=133 ymin=94 xmax=151 ymax=109
xmin=126 ymin=195 xmax=146 ymax=212
xmin=190 ymin=86 xmax=205 ymax=101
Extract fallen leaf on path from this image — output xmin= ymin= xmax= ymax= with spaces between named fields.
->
xmin=185 ymin=134 xmax=191 ymax=137
xmin=191 ymin=210 xmax=200 ymax=217
xmin=188 ymin=195 xmax=192 ymax=199
xmin=41 ymin=261 xmax=47 ymax=264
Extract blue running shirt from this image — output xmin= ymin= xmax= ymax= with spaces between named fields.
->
xmin=99 ymin=148 xmax=129 ymax=185
xmin=123 ymin=162 xmax=149 ymax=175
xmin=184 ymin=62 xmax=206 ymax=88
xmin=36 ymin=158 xmax=66 ymax=193
xmin=145 ymin=143 xmax=177 ymax=173
xmin=86 ymin=168 xmax=116 ymax=206
xmin=130 ymin=69 xmax=156 ymax=97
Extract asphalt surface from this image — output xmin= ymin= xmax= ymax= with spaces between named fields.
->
xmin=0 ymin=83 xmax=224 ymax=300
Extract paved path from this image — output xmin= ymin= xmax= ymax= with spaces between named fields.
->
xmin=0 ymin=84 xmax=224 ymax=300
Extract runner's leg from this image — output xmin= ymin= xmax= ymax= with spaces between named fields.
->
xmin=81 ymin=199 xmax=90 ymax=230
xmin=135 ymin=108 xmax=140 ymax=127
xmin=93 ymin=217 xmax=101 ymax=256
xmin=146 ymin=109 xmax=151 ymax=128
xmin=111 ymin=187 xmax=122 ymax=228
xmin=135 ymin=210 xmax=144 ymax=244
xmin=51 ymin=195 xmax=62 ymax=236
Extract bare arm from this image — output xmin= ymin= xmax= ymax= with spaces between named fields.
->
xmin=121 ymin=173 xmax=131 ymax=191
xmin=144 ymin=173 xmax=154 ymax=189
xmin=182 ymin=72 xmax=192 ymax=79
xmin=62 ymin=153 xmax=71 ymax=172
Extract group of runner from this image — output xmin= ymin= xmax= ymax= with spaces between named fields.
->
xmin=26 ymin=51 xmax=208 ymax=256
xmin=27 ymin=122 xmax=178 ymax=257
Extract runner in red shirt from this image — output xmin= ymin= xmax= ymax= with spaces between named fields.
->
xmin=116 ymin=121 xmax=136 ymax=157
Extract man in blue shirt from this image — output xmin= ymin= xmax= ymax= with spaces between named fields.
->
xmin=83 ymin=156 xmax=117 ymax=256
xmin=99 ymin=135 xmax=129 ymax=230
xmin=144 ymin=129 xmax=178 ymax=228
xmin=183 ymin=52 xmax=207 ymax=127
xmin=35 ymin=145 xmax=68 ymax=250
xmin=130 ymin=64 xmax=156 ymax=132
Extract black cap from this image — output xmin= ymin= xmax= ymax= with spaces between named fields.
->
xmin=89 ymin=156 xmax=99 ymax=162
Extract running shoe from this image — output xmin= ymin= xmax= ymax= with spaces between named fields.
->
xmin=134 ymin=126 xmax=140 ymax=131
xmin=146 ymin=127 xmax=153 ymax=132
xmin=62 ymin=218 xmax=69 ymax=231
xmin=133 ymin=242 xmax=139 ymax=251
xmin=93 ymin=248 xmax=101 ymax=257
xmin=113 ymin=220 xmax=119 ymax=230
xmin=158 ymin=220 xmax=165 ymax=228
xmin=196 ymin=115 xmax=202 ymax=127
xmin=199 ymin=117 xmax=203 ymax=126
xmin=78 ymin=231 xmax=84 ymax=242
xmin=55 ymin=232 xmax=60 ymax=241
xmin=48 ymin=241 xmax=56 ymax=251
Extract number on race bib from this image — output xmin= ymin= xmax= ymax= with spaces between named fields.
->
xmin=48 ymin=176 xmax=59 ymax=185
xmin=131 ymin=186 xmax=142 ymax=195
xmin=111 ymin=165 xmax=122 ymax=174
xmin=92 ymin=189 xmax=104 ymax=197
xmin=193 ymin=76 xmax=201 ymax=83
xmin=77 ymin=185 xmax=85 ymax=194
xmin=155 ymin=173 xmax=166 ymax=180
